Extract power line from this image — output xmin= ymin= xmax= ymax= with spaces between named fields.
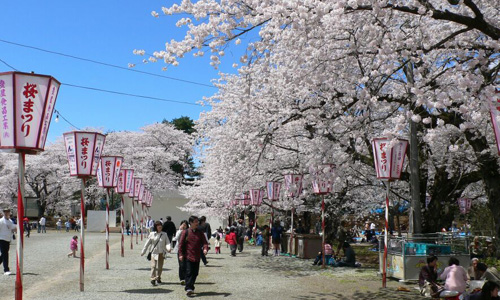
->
xmin=54 ymin=109 xmax=81 ymax=130
xmin=62 ymin=83 xmax=202 ymax=106
xmin=0 ymin=57 xmax=204 ymax=106
xmin=0 ymin=38 xmax=216 ymax=89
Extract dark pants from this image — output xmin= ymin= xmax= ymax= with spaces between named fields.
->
xmin=313 ymin=253 xmax=332 ymax=265
xmin=201 ymin=248 xmax=208 ymax=265
xmin=0 ymin=240 xmax=10 ymax=272
xmin=177 ymin=253 xmax=186 ymax=281
xmin=237 ymin=236 xmax=244 ymax=252
xmin=230 ymin=244 xmax=237 ymax=256
xmin=185 ymin=260 xmax=200 ymax=292
xmin=261 ymin=241 xmax=268 ymax=256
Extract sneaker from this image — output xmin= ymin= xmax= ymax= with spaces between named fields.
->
xmin=180 ymin=280 xmax=185 ymax=285
xmin=156 ymin=279 xmax=162 ymax=284
xmin=186 ymin=289 xmax=194 ymax=296
xmin=151 ymin=280 xmax=157 ymax=286
xmin=4 ymin=271 xmax=11 ymax=276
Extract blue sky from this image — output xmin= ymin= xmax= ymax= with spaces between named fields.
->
xmin=0 ymin=1 xmax=249 ymax=142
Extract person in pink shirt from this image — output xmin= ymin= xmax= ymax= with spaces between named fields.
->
xmin=312 ymin=240 xmax=334 ymax=266
xmin=439 ymin=257 xmax=468 ymax=294
xmin=67 ymin=235 xmax=78 ymax=258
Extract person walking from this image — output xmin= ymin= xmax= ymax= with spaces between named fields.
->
xmin=214 ymin=235 xmax=222 ymax=254
xmin=261 ymin=225 xmax=270 ymax=256
xmin=39 ymin=215 xmax=46 ymax=233
xmin=23 ymin=217 xmax=30 ymax=238
xmin=56 ymin=219 xmax=62 ymax=232
xmin=162 ymin=216 xmax=177 ymax=247
xmin=236 ymin=218 xmax=245 ymax=253
xmin=271 ymin=220 xmax=283 ymax=256
xmin=225 ymin=227 xmax=237 ymax=256
xmin=178 ymin=216 xmax=209 ymax=296
xmin=172 ymin=220 xmax=189 ymax=285
xmin=198 ymin=216 xmax=210 ymax=265
xmin=141 ymin=221 xmax=171 ymax=286
xmin=336 ymin=221 xmax=347 ymax=254
xmin=0 ymin=208 xmax=17 ymax=275
xmin=67 ymin=235 xmax=78 ymax=258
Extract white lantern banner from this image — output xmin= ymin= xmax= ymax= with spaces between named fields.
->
xmin=128 ymin=177 xmax=135 ymax=198
xmin=63 ymin=131 xmax=105 ymax=177
xmin=372 ymin=138 xmax=409 ymax=180
xmin=0 ymin=71 xmax=61 ymax=152
xmin=284 ymin=174 xmax=303 ymax=198
xmin=489 ymin=92 xmax=500 ymax=155
xmin=115 ymin=169 xmax=133 ymax=194
xmin=266 ymin=181 xmax=281 ymax=201
xmin=138 ymin=184 xmax=146 ymax=203
xmin=310 ymin=164 xmax=336 ymax=195
xmin=133 ymin=178 xmax=142 ymax=199
xmin=249 ymin=189 xmax=264 ymax=206
xmin=97 ymin=156 xmax=123 ymax=188
xmin=239 ymin=193 xmax=250 ymax=206
xmin=124 ymin=169 xmax=134 ymax=193
xmin=458 ymin=198 xmax=472 ymax=214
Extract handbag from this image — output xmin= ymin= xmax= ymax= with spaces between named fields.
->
xmin=146 ymin=233 xmax=162 ymax=261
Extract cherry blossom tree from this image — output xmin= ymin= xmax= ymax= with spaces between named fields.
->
xmin=143 ymin=1 xmax=500 ymax=237
xmin=0 ymin=122 xmax=193 ymax=217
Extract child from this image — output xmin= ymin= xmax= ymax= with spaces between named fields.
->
xmin=225 ymin=227 xmax=237 ymax=256
xmin=214 ymin=234 xmax=222 ymax=254
xmin=313 ymin=240 xmax=334 ymax=265
xmin=67 ymin=235 xmax=78 ymax=258
xmin=65 ymin=220 xmax=70 ymax=232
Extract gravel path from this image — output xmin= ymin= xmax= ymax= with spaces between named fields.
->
xmin=0 ymin=230 xmax=426 ymax=299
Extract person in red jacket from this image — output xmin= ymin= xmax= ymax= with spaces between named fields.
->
xmin=225 ymin=227 xmax=237 ymax=256
xmin=178 ymin=216 xmax=209 ymax=296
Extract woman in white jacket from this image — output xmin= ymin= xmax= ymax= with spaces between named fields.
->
xmin=141 ymin=221 xmax=170 ymax=286
xmin=172 ymin=220 xmax=189 ymax=285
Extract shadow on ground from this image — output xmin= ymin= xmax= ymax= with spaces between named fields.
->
xmin=193 ymin=291 xmax=232 ymax=297
xmin=292 ymin=288 xmax=426 ymax=300
xmin=156 ymin=282 xmax=215 ymax=286
xmin=121 ymin=288 xmax=173 ymax=294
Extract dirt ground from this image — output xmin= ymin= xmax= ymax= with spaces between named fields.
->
xmin=0 ymin=231 xmax=426 ymax=300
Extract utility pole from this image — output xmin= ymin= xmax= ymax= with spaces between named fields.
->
xmin=405 ymin=62 xmax=423 ymax=234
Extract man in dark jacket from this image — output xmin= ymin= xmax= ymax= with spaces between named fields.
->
xmin=236 ymin=218 xmax=245 ymax=252
xmin=197 ymin=216 xmax=211 ymax=265
xmin=162 ymin=216 xmax=177 ymax=246
xmin=178 ymin=216 xmax=209 ymax=296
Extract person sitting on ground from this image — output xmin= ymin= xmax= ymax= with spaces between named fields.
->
xmin=419 ymin=255 xmax=441 ymax=295
xmin=467 ymin=280 xmax=499 ymax=300
xmin=469 ymin=258 xmax=481 ymax=280
xmin=334 ymin=242 xmax=356 ymax=267
xmin=477 ymin=263 xmax=500 ymax=287
xmin=439 ymin=257 xmax=468 ymax=295
xmin=471 ymin=236 xmax=484 ymax=259
xmin=312 ymin=240 xmax=334 ymax=266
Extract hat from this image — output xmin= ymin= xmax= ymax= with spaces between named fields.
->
xmin=471 ymin=258 xmax=479 ymax=262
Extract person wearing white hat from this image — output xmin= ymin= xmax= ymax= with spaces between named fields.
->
xmin=0 ymin=208 xmax=17 ymax=275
